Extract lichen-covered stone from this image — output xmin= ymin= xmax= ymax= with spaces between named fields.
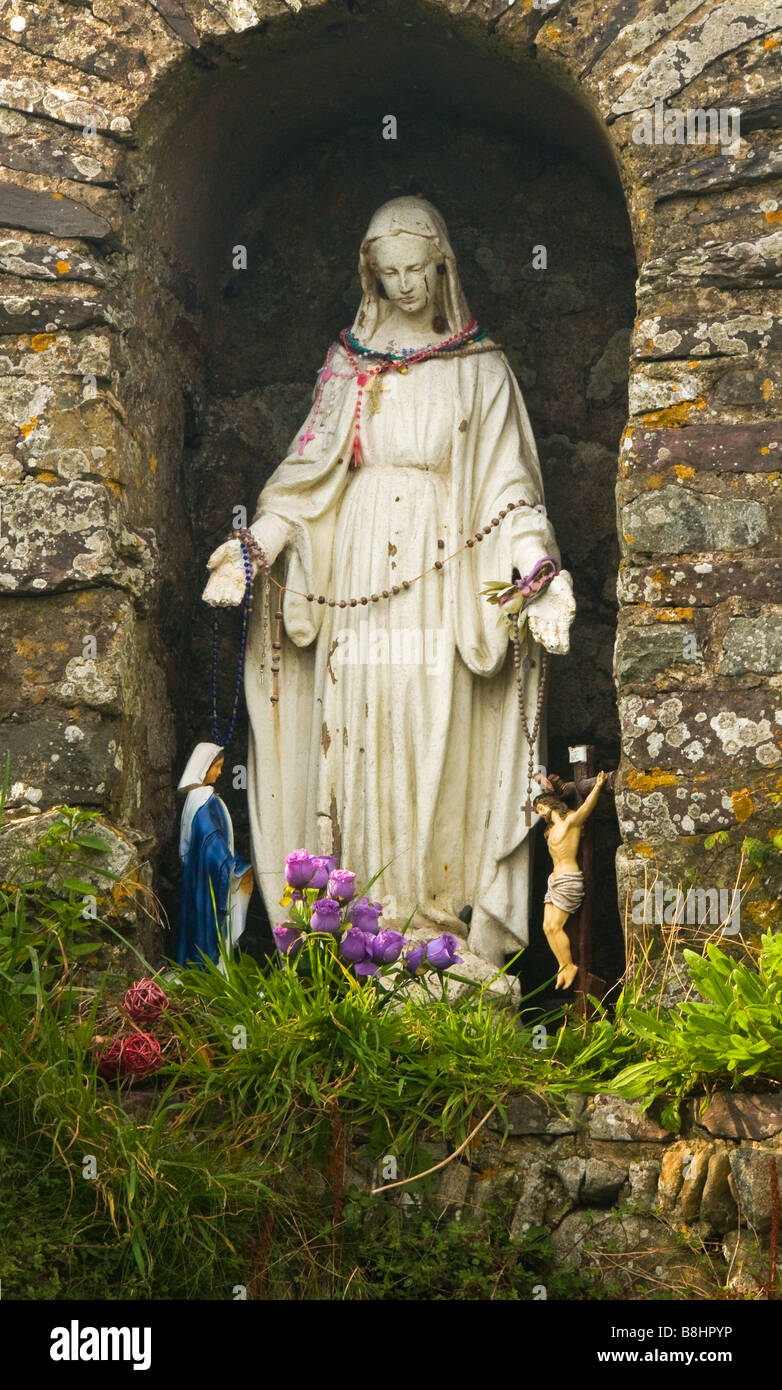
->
xmin=614 ymin=622 xmax=698 ymax=684
xmin=622 ymin=485 xmax=768 ymax=556
xmin=720 ymin=613 xmax=782 ymax=676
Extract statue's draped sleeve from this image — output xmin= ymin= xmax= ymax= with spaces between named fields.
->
xmin=447 ymin=348 xmax=562 ymax=677
xmin=251 ymin=345 xmax=358 ymax=645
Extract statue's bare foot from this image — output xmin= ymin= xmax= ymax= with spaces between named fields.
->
xmin=555 ymin=963 xmax=578 ymax=990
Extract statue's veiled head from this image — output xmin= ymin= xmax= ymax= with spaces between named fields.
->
xmin=352 ymin=196 xmax=472 ymax=339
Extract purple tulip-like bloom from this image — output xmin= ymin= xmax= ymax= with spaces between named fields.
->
xmin=354 ymin=958 xmax=380 ymax=977
xmin=349 ymin=897 xmax=383 ymax=935
xmin=339 ymin=927 xmax=369 ymax=964
xmin=405 ymin=942 xmax=426 ymax=975
xmin=370 ymin=929 xmax=406 ymax=965
xmin=285 ymin=848 xmax=315 ymax=889
xmin=273 ymin=923 xmax=303 ymax=957
xmin=328 ymin=868 xmax=356 ymax=902
xmin=308 ymin=856 xmax=332 ymax=889
xmin=426 ymin=932 xmax=463 ymax=971
xmin=310 ymin=897 xmax=342 ymax=934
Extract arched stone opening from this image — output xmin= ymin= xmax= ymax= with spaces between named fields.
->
xmin=120 ymin=5 xmax=635 ymax=981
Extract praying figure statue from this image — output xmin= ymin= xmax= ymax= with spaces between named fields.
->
xmin=533 ymin=771 xmax=606 ymax=989
xmin=176 ymin=743 xmax=254 ymax=970
xmin=202 ymin=197 xmax=575 ymax=968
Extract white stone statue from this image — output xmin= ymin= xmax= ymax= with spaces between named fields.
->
xmin=203 ymin=197 xmax=575 ymax=967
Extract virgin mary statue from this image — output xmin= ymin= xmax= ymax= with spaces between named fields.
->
xmin=203 ymin=197 xmax=575 ymax=967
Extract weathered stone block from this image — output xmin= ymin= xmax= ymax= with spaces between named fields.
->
xmin=701 ymin=1152 xmax=739 ymax=1236
xmin=0 ymin=179 xmax=112 ymax=240
xmin=488 ymin=1092 xmax=583 ymax=1137
xmin=618 ymin=558 xmax=782 ymax=608
xmin=729 ymin=1148 xmax=781 ymax=1233
xmin=583 ymin=1095 xmax=672 ymax=1143
xmin=614 ymin=622 xmax=698 ymax=684
xmin=0 ymin=713 xmax=120 ymax=806
xmin=556 ymin=1155 xmax=628 ymax=1205
xmin=620 ymin=691 xmax=782 ymax=773
xmin=0 ymin=481 xmax=155 ymax=599
xmin=694 ymin=1093 xmax=782 ymax=1140
xmin=720 ymin=613 xmax=782 ymax=676
xmin=622 ymin=485 xmax=768 ymax=556
xmin=0 ymin=591 xmax=136 ymax=717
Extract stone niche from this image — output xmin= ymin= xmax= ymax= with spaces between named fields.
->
xmin=0 ymin=0 xmax=780 ymax=979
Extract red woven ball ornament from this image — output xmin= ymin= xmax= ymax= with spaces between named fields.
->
xmin=124 ymin=978 xmax=169 ymax=1023
xmin=121 ymin=1032 xmax=163 ymax=1077
xmin=96 ymin=1038 xmax=124 ymax=1081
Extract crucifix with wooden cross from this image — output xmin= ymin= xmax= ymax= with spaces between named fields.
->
xmin=532 ymin=744 xmax=616 ymax=1015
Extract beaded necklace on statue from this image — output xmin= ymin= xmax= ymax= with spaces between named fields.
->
xmin=334 ymin=318 xmax=487 ymax=467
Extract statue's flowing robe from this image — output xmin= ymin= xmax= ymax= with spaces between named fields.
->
xmin=245 ymin=342 xmax=561 ymax=964
xmin=176 ymin=788 xmax=250 ymax=968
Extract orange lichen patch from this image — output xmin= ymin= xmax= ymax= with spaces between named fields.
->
xmin=652 ymin=568 xmax=667 ymax=586
xmin=35 ymin=471 xmax=59 ymax=484
xmin=745 ymin=899 xmax=780 ymax=931
xmin=52 ymin=192 xmax=63 ymax=200
xmin=761 ymin=378 xmax=773 ymax=400
xmin=640 ymin=398 xmax=706 ymax=429
xmin=645 ymin=473 xmax=663 ymax=489
xmin=761 ymin=446 xmax=771 ymax=455
xmin=731 ymin=788 xmax=754 ymax=823
xmin=765 ymin=34 xmax=780 ymax=48
xmin=631 ymin=843 xmax=656 ymax=859
xmin=658 ymin=606 xmax=693 ymax=621
xmin=674 ymin=465 xmax=694 ymax=479
xmin=16 ymin=636 xmax=46 ymax=659
xmin=31 ymin=333 xmax=56 ymax=352
xmin=765 ymin=209 xmax=782 ymax=223
xmin=105 ymin=480 xmax=121 ymax=497
xmin=149 ymin=454 xmax=158 ymax=474
xmin=626 ymin=770 xmax=677 ymax=791
xmin=55 ymin=259 xmax=70 ymax=275
xmin=19 ymin=417 xmax=38 ymax=437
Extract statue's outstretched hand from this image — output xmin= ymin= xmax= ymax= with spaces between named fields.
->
xmin=202 ymin=538 xmax=246 ymax=608
xmin=526 ymin=570 xmax=576 ymax=655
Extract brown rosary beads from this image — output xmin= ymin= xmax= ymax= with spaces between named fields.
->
xmin=234 ymin=497 xmax=536 ymax=706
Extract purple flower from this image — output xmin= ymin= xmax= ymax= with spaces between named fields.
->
xmin=426 ymin=932 xmax=463 ymax=971
xmin=370 ymin=929 xmax=406 ymax=965
xmin=273 ymin=923 xmax=303 ymax=957
xmin=349 ymin=897 xmax=383 ymax=935
xmin=354 ymin=958 xmax=379 ymax=977
xmin=310 ymin=897 xmax=342 ymax=934
xmin=405 ymin=942 xmax=426 ymax=975
xmin=285 ymin=849 xmax=315 ymax=889
xmin=308 ymin=856 xmax=333 ymax=889
xmin=328 ymin=869 xmax=356 ymax=902
xmin=340 ymin=927 xmax=370 ymax=964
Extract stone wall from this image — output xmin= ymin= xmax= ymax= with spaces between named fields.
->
xmin=0 ymin=0 xmax=780 ymax=970
xmin=353 ymin=1091 xmax=782 ymax=1299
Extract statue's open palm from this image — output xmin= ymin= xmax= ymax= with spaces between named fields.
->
xmin=526 ymin=571 xmax=576 ymax=655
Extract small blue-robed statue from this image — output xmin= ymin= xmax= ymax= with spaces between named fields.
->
xmin=176 ymin=742 xmax=253 ymax=970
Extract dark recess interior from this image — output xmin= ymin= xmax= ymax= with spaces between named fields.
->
xmin=129 ymin=2 xmax=636 ymax=999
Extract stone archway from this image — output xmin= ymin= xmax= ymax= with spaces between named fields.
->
xmin=1 ymin=0 xmax=780 ymax=980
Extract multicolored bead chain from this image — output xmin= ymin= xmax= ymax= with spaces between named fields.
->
xmin=338 ymin=318 xmax=486 ymax=468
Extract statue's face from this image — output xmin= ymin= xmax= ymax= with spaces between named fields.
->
xmin=205 ymin=756 xmax=224 ymax=785
xmin=370 ymin=233 xmax=437 ymax=315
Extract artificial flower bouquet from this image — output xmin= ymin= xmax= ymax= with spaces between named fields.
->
xmin=274 ymin=848 xmax=463 ymax=992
